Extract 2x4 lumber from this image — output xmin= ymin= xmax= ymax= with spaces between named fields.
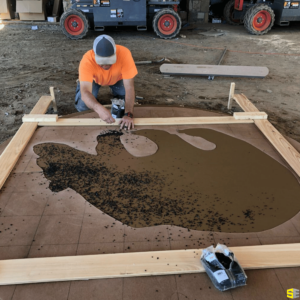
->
xmin=233 ymin=94 xmax=260 ymax=113
xmin=234 ymin=93 xmax=300 ymax=177
xmin=0 ymin=96 xmax=52 ymax=190
xmin=160 ymin=64 xmax=269 ymax=78
xmin=255 ymin=119 xmax=300 ymax=177
xmin=234 ymin=112 xmax=268 ymax=120
xmin=22 ymin=114 xmax=58 ymax=123
xmin=38 ymin=116 xmax=254 ymax=127
xmin=30 ymin=95 xmax=54 ymax=115
xmin=0 ymin=243 xmax=299 ymax=285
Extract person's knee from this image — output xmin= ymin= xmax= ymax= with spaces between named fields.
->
xmin=75 ymin=100 xmax=90 ymax=112
xmin=75 ymin=92 xmax=89 ymax=112
xmin=75 ymin=81 xmax=91 ymax=112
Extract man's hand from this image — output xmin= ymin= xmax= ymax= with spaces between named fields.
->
xmin=80 ymin=81 xmax=115 ymax=124
xmin=95 ymin=105 xmax=115 ymax=124
xmin=119 ymin=116 xmax=134 ymax=130
xmin=122 ymin=78 xmax=135 ymax=130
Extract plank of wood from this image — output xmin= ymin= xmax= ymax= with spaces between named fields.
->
xmin=23 ymin=114 xmax=58 ymax=123
xmin=160 ymin=64 xmax=269 ymax=78
xmin=0 ymin=243 xmax=299 ymax=285
xmin=234 ymin=112 xmax=268 ymax=120
xmin=38 ymin=116 xmax=254 ymax=127
xmin=0 ymin=96 xmax=52 ymax=190
xmin=233 ymin=94 xmax=260 ymax=112
xmin=255 ymin=119 xmax=300 ymax=177
xmin=233 ymin=93 xmax=300 ymax=177
xmin=30 ymin=96 xmax=53 ymax=114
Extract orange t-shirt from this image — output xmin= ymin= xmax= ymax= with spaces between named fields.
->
xmin=79 ymin=45 xmax=137 ymax=86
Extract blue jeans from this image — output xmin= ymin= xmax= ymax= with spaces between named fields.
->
xmin=75 ymin=80 xmax=125 ymax=112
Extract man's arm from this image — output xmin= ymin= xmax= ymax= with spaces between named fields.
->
xmin=120 ymin=78 xmax=135 ymax=130
xmin=80 ymin=81 xmax=115 ymax=124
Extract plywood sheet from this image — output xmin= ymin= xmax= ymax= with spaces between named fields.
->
xmin=120 ymin=133 xmax=158 ymax=157
xmin=160 ymin=64 xmax=269 ymax=78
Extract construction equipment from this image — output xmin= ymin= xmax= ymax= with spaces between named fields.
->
xmin=60 ymin=0 xmax=182 ymax=39
xmin=224 ymin=0 xmax=300 ymax=34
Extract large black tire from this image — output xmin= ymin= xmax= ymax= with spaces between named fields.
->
xmin=153 ymin=9 xmax=181 ymax=39
xmin=223 ymin=0 xmax=243 ymax=25
xmin=244 ymin=4 xmax=275 ymax=35
xmin=60 ymin=9 xmax=89 ymax=40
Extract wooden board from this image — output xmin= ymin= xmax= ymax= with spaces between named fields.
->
xmin=234 ymin=112 xmax=268 ymax=120
xmin=255 ymin=119 xmax=300 ymax=177
xmin=0 ymin=96 xmax=52 ymax=190
xmin=0 ymin=243 xmax=299 ymax=285
xmin=30 ymin=96 xmax=53 ymax=114
xmin=38 ymin=116 xmax=254 ymax=127
xmin=233 ymin=94 xmax=260 ymax=112
xmin=233 ymin=93 xmax=300 ymax=177
xmin=23 ymin=114 xmax=58 ymax=122
xmin=160 ymin=64 xmax=269 ymax=78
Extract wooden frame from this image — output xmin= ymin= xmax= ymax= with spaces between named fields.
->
xmin=0 ymin=84 xmax=300 ymax=285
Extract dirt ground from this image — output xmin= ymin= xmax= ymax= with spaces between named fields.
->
xmin=0 ymin=21 xmax=300 ymax=144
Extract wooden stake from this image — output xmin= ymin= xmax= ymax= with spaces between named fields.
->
xmin=228 ymin=82 xmax=235 ymax=110
xmin=50 ymin=87 xmax=58 ymax=113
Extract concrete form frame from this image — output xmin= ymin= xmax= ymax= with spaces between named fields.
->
xmin=0 ymin=83 xmax=299 ymax=285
